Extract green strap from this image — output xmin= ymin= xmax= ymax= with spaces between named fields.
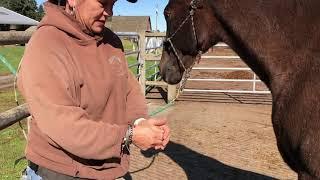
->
xmin=148 ymin=101 xmax=175 ymax=116
xmin=0 ymin=54 xmax=16 ymax=75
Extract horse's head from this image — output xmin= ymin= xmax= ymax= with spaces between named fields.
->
xmin=159 ymin=0 xmax=221 ymax=84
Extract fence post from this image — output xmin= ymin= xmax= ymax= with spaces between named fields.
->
xmin=0 ymin=104 xmax=30 ymax=131
xmin=253 ymin=73 xmax=256 ymax=92
xmin=0 ymin=31 xmax=33 ymax=45
xmin=167 ymin=85 xmax=177 ymax=102
xmin=138 ymin=31 xmax=146 ymax=95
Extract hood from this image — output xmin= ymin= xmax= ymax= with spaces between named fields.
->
xmin=39 ymin=2 xmax=100 ymax=42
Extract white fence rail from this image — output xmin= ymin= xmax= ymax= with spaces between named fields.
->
xmin=184 ymin=49 xmax=270 ymax=94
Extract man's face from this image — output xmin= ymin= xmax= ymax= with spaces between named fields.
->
xmin=75 ymin=0 xmax=116 ymax=34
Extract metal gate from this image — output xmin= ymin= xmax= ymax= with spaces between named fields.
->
xmin=184 ymin=43 xmax=270 ymax=94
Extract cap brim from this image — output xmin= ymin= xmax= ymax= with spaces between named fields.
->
xmin=127 ymin=0 xmax=137 ymax=3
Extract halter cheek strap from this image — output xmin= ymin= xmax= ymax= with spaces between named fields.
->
xmin=164 ymin=0 xmax=202 ymax=72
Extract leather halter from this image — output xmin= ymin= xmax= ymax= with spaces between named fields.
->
xmin=163 ymin=0 xmax=203 ymax=100
xmin=164 ymin=0 xmax=203 ymax=72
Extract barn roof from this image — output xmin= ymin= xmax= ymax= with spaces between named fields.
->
xmin=0 ymin=7 xmax=39 ymax=25
xmin=106 ymin=16 xmax=151 ymax=32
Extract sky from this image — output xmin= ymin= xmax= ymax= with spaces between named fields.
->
xmin=36 ymin=0 xmax=168 ymax=32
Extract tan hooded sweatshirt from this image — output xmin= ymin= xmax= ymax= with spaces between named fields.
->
xmin=17 ymin=2 xmax=148 ymax=179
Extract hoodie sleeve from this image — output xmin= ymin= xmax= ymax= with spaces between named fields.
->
xmin=18 ymin=28 xmax=127 ymax=160
xmin=126 ymin=71 xmax=149 ymax=123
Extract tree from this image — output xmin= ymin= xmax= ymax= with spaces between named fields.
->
xmin=37 ymin=4 xmax=45 ymax=21
xmin=0 ymin=0 xmax=11 ymax=8
xmin=0 ymin=0 xmax=39 ymax=20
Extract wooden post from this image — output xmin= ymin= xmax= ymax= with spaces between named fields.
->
xmin=253 ymin=73 xmax=257 ymax=92
xmin=0 ymin=104 xmax=30 ymax=131
xmin=167 ymin=85 xmax=177 ymax=102
xmin=0 ymin=31 xmax=33 ymax=45
xmin=138 ymin=31 xmax=146 ymax=95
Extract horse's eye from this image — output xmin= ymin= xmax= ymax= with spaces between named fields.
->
xmin=163 ymin=41 xmax=172 ymax=51
xmin=163 ymin=40 xmax=170 ymax=47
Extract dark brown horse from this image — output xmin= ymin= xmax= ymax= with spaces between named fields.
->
xmin=159 ymin=0 xmax=320 ymax=179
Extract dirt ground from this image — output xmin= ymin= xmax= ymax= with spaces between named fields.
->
xmin=127 ymin=97 xmax=297 ymax=180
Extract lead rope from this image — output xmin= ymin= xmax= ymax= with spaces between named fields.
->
xmin=149 ymin=0 xmax=202 ymax=116
xmin=138 ymin=54 xmax=200 ymax=176
xmin=14 ymin=57 xmax=28 ymax=141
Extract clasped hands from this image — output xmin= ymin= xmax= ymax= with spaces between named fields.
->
xmin=132 ymin=118 xmax=170 ymax=151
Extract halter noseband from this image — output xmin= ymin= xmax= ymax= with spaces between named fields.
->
xmin=165 ymin=0 xmax=203 ymax=72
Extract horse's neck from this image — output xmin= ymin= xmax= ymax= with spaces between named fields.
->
xmin=210 ymin=0 xmax=320 ymax=93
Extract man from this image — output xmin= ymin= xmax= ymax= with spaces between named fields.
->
xmin=18 ymin=0 xmax=170 ymax=179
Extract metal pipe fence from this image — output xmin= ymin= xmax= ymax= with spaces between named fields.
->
xmin=185 ymin=44 xmax=270 ymax=94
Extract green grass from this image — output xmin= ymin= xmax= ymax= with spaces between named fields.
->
xmin=0 ymin=89 xmax=27 ymax=180
xmin=0 ymin=46 xmax=25 ymax=76
xmin=127 ymin=55 xmax=160 ymax=80
xmin=122 ymin=39 xmax=137 ymax=51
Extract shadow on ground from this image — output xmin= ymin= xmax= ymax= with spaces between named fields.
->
xmin=127 ymin=141 xmax=276 ymax=180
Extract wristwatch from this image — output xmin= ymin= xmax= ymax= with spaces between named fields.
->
xmin=122 ymin=124 xmax=133 ymax=153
